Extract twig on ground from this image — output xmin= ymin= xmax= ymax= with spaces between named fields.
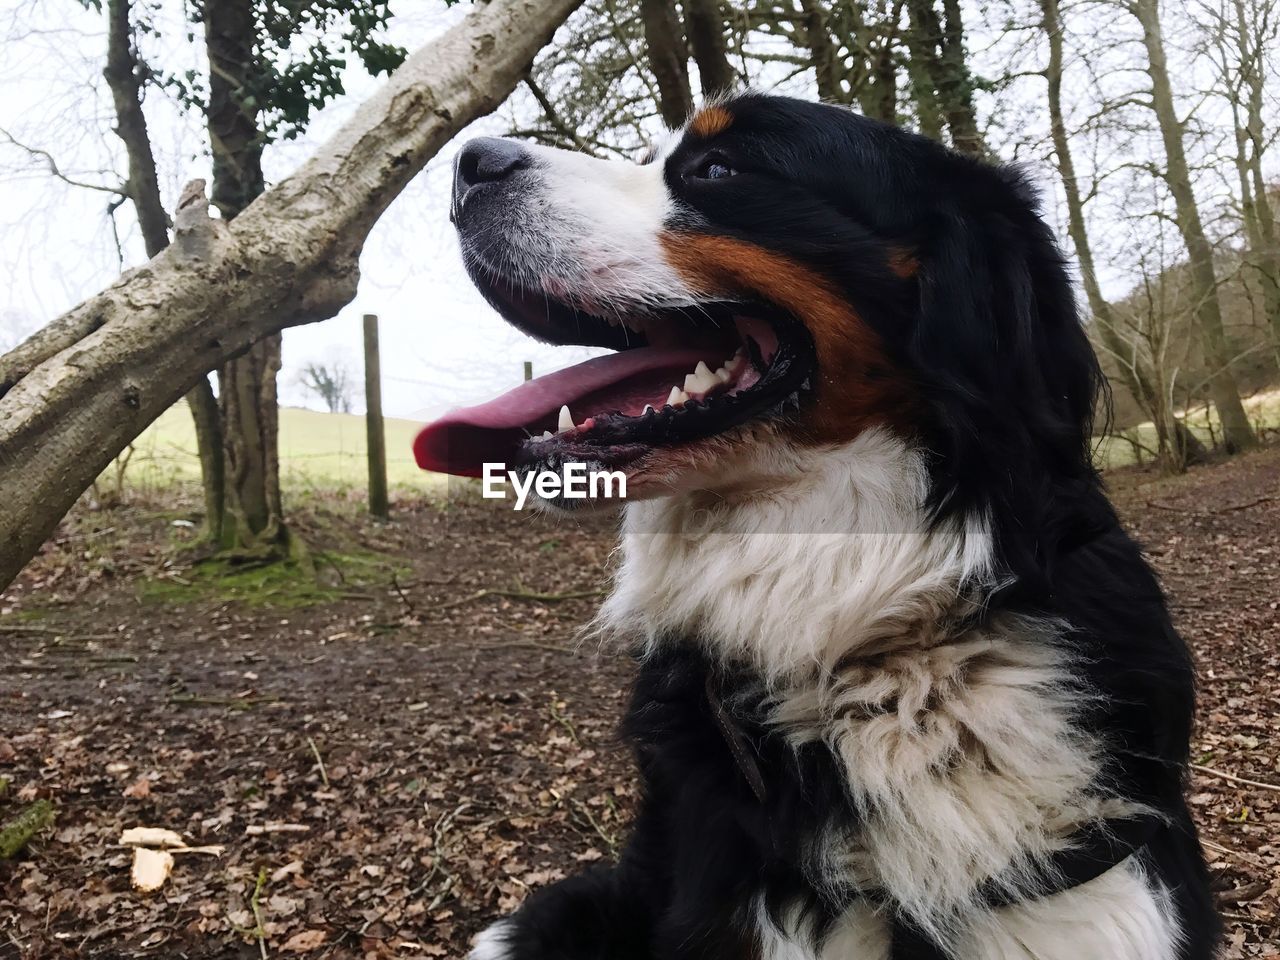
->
xmin=390 ymin=571 xmax=416 ymax=615
xmin=245 ymin=823 xmax=309 ymax=836
xmin=475 ymin=640 xmax=580 ymax=655
xmin=169 ymin=694 xmax=279 ymax=710
xmin=305 ymin=736 xmax=330 ymax=789
xmin=0 ymin=624 xmax=119 ymax=641
xmin=1211 ymin=494 xmax=1276 ymax=514
xmin=1201 ymin=837 xmax=1270 ymax=871
xmin=572 ymin=797 xmax=619 ymax=859
xmin=249 ymin=866 xmax=269 ymax=960
xmin=1191 ymin=763 xmax=1280 ymax=794
xmin=548 ymin=697 xmax=581 ymax=747
xmin=435 ymin=584 xmax=604 ymax=611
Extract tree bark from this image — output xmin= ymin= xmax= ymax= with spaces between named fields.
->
xmin=903 ymin=0 xmax=944 ymax=139
xmin=936 ymin=0 xmax=986 ymax=156
xmin=103 ymin=0 xmax=226 ymax=538
xmin=204 ymin=0 xmax=285 ymax=553
xmin=799 ymin=0 xmax=845 ymax=104
xmin=1038 ymin=0 xmax=1204 ymax=470
xmin=1231 ymin=0 xmax=1280 ymax=360
xmin=861 ymin=31 xmax=897 ymax=123
xmin=683 ymin=0 xmax=735 ymax=97
xmin=906 ymin=0 xmax=951 ymax=139
xmin=1132 ymin=0 xmax=1257 ymax=452
xmin=103 ymin=0 xmax=168 ymax=255
xmin=640 ymin=0 xmax=693 ymax=127
xmin=0 ymin=0 xmax=585 ymax=590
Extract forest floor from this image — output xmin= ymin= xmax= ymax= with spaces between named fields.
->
xmin=0 ymin=447 xmax=1277 ymax=959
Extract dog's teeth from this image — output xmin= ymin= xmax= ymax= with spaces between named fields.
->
xmin=714 ymin=365 xmax=732 ymax=384
xmin=642 ymin=404 xmax=654 ymax=415
xmin=666 ymin=386 xmax=689 ymax=408
xmin=691 ymin=361 xmax=719 ymax=393
xmin=539 ymin=430 xmax=553 ymax=440
xmin=683 ymin=372 xmax=699 ymax=393
xmin=558 ymin=405 xmax=575 ymax=432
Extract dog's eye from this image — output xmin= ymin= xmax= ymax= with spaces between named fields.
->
xmin=692 ymin=158 xmax=736 ymax=181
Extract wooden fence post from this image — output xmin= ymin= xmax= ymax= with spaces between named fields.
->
xmin=364 ymin=314 xmax=389 ymax=520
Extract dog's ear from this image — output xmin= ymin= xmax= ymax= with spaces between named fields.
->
xmin=908 ymin=171 xmax=1104 ymax=576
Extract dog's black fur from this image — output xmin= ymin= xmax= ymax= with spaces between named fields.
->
xmin=461 ymin=96 xmax=1219 ymax=959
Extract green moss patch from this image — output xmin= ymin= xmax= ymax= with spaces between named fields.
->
xmin=138 ymin=550 xmax=401 ymax=609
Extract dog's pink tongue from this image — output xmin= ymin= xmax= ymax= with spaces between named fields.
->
xmin=414 ymin=346 xmax=713 ymax=477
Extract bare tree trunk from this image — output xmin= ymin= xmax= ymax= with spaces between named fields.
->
xmin=906 ymin=0 xmax=955 ymax=139
xmin=205 ymin=0 xmax=287 ymax=553
xmin=798 ymin=0 xmax=845 ymax=104
xmin=104 ymin=0 xmax=167 ymax=253
xmin=856 ymin=2 xmax=897 ymax=124
xmin=104 ymin=0 xmax=225 ymax=536
xmin=187 ymin=377 xmax=226 ymax=536
xmin=1132 ymin=0 xmax=1256 ymax=452
xmin=936 ymin=0 xmax=985 ymax=156
xmin=1231 ymin=0 xmax=1280 ymax=359
xmin=1038 ymin=0 xmax=1204 ymax=470
xmin=640 ymin=0 xmax=692 ymax=127
xmin=683 ymin=0 xmax=735 ymax=97
xmin=0 ymin=0 xmax=585 ymax=590
xmin=904 ymin=0 xmax=945 ymax=139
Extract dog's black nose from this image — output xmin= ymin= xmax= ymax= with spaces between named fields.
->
xmin=454 ymin=137 xmax=528 ymax=196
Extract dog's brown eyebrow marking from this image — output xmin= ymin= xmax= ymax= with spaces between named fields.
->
xmin=889 ymin=249 xmax=919 ymax=279
xmin=688 ymin=106 xmax=733 ymax=138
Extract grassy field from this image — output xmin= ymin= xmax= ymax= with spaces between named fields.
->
xmin=1093 ymin=386 xmax=1280 ymax=469
xmin=118 ymin=404 xmax=446 ymax=495
xmin=111 ymin=389 xmax=1280 ymax=497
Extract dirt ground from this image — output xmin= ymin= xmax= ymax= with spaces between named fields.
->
xmin=1 ymin=448 xmax=1277 ymax=959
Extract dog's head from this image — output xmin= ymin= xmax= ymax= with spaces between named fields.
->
xmin=417 ymin=94 xmax=1102 ymax=567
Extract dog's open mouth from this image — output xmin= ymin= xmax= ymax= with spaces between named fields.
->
xmin=414 ymin=276 xmax=816 ymax=480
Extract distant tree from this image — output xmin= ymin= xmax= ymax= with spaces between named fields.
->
xmin=1127 ymin=0 xmax=1258 ymax=452
xmin=80 ymin=0 xmax=410 ymax=554
xmin=1038 ymin=0 xmax=1206 ymax=471
xmin=1194 ymin=0 xmax=1280 ymax=365
xmin=301 ymin=361 xmax=354 ymax=414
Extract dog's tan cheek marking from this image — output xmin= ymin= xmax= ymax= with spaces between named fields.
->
xmin=688 ymin=105 xmax=734 ymax=138
xmin=659 ymin=231 xmax=918 ymax=443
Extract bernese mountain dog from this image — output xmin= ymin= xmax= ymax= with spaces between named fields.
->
xmin=414 ymin=94 xmax=1219 ymax=960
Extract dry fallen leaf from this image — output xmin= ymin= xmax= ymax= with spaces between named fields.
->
xmin=271 ymin=860 xmax=304 ymax=883
xmin=120 ymin=826 xmax=185 ymax=848
xmin=131 ymin=847 xmax=174 ymax=892
xmin=280 ymin=929 xmax=327 ymax=953
xmin=122 ymin=776 xmax=151 ymax=799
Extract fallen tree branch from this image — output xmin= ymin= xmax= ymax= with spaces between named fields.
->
xmin=0 ymin=0 xmax=585 ymax=591
xmin=1191 ymin=763 xmax=1280 ymax=794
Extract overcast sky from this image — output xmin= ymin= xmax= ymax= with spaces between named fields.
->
xmin=1 ymin=0 xmax=1273 ymax=423
xmin=0 ymin=1 xmax=622 ymax=423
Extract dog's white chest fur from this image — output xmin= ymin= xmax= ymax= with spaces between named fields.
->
xmin=596 ymin=429 xmax=1182 ymax=957
xmin=755 ymin=859 xmax=1179 ymax=959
